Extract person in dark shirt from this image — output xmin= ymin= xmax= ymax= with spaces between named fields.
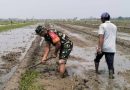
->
xmin=35 ymin=24 xmax=73 ymax=78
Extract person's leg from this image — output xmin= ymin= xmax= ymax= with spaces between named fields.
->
xmin=94 ymin=52 xmax=104 ymax=74
xmin=58 ymin=41 xmax=73 ymax=78
xmin=105 ymin=53 xmax=115 ymax=79
xmin=58 ymin=59 xmax=66 ymax=78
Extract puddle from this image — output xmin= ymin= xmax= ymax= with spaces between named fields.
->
xmin=117 ymin=32 xmax=130 ymax=41
xmin=0 ymin=25 xmax=36 ymax=89
xmin=0 ymin=26 xmax=35 ymax=54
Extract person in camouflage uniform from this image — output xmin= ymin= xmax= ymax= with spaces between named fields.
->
xmin=35 ymin=24 xmax=73 ymax=78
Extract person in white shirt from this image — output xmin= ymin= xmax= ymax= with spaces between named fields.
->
xmin=94 ymin=12 xmax=117 ymax=79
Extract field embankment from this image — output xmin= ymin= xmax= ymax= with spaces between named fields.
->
xmin=0 ymin=21 xmax=36 ymax=32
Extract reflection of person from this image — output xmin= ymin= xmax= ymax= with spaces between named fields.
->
xmin=94 ymin=12 xmax=117 ymax=79
xmin=35 ymin=24 xmax=73 ymax=78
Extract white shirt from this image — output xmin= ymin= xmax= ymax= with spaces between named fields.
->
xmin=98 ymin=21 xmax=117 ymax=52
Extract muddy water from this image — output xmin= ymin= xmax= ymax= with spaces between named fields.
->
xmin=67 ymin=46 xmax=95 ymax=78
xmin=68 ymin=24 xmax=130 ymax=42
xmin=117 ymin=32 xmax=130 ymax=41
xmin=0 ymin=26 xmax=35 ymax=54
xmin=93 ymin=30 xmax=130 ymax=41
xmin=0 ymin=25 xmax=36 ymax=89
xmin=55 ymin=25 xmax=130 ymax=90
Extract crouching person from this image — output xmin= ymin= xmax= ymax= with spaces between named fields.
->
xmin=35 ymin=24 xmax=73 ymax=78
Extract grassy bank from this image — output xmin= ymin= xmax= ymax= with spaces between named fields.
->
xmin=0 ymin=22 xmax=35 ymax=32
xmin=19 ymin=70 xmax=44 ymax=90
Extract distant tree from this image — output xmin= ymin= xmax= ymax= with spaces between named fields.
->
xmin=117 ymin=16 xmax=123 ymax=19
xmin=11 ymin=20 xmax=13 ymax=25
xmin=73 ymin=17 xmax=78 ymax=21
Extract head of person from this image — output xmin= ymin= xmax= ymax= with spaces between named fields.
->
xmin=101 ymin=12 xmax=110 ymax=23
xmin=35 ymin=25 xmax=48 ymax=36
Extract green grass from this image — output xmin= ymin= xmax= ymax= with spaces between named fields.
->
xmin=0 ymin=22 xmax=35 ymax=32
xmin=19 ymin=70 xmax=44 ymax=90
xmin=0 ymin=21 xmax=11 ymax=25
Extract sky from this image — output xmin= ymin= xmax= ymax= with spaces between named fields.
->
xmin=0 ymin=0 xmax=130 ymax=19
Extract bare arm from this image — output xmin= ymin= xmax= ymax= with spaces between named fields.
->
xmin=42 ymin=42 xmax=51 ymax=63
xmin=97 ymin=34 xmax=104 ymax=53
xmin=54 ymin=41 xmax=61 ymax=57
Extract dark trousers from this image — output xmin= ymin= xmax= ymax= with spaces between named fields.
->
xmin=94 ymin=52 xmax=115 ymax=73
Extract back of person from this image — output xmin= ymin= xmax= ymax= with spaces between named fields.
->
xmin=95 ymin=12 xmax=116 ymax=79
xmin=99 ymin=21 xmax=117 ymax=52
xmin=53 ymin=29 xmax=70 ymax=44
xmin=45 ymin=29 xmax=71 ymax=45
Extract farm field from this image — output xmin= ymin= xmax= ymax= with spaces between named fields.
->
xmin=0 ymin=20 xmax=130 ymax=90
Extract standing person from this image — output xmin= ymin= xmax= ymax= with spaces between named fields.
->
xmin=94 ymin=12 xmax=117 ymax=79
xmin=35 ymin=24 xmax=73 ymax=78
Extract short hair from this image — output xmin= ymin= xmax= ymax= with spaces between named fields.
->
xmin=35 ymin=25 xmax=44 ymax=34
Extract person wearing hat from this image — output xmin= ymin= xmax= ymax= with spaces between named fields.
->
xmin=35 ymin=24 xmax=73 ymax=78
xmin=94 ymin=12 xmax=117 ymax=79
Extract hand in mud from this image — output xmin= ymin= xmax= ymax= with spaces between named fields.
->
xmin=41 ymin=60 xmax=46 ymax=64
xmin=41 ymin=59 xmax=47 ymax=64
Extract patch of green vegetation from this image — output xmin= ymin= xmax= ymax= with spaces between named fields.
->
xmin=0 ymin=22 xmax=35 ymax=32
xmin=19 ymin=70 xmax=44 ymax=90
xmin=0 ymin=21 xmax=11 ymax=25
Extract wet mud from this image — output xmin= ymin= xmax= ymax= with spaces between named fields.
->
xmin=1 ymin=23 xmax=130 ymax=90
xmin=3 ymin=36 xmax=42 ymax=90
xmin=54 ymin=24 xmax=130 ymax=90
xmin=0 ymin=52 xmax=21 ymax=76
xmin=1 ymin=52 xmax=21 ymax=62
xmin=0 ymin=25 xmax=37 ymax=90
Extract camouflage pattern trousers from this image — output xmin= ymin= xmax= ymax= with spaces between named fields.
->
xmin=59 ymin=40 xmax=73 ymax=62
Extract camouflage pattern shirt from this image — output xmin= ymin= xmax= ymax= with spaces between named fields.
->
xmin=44 ymin=29 xmax=71 ymax=45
